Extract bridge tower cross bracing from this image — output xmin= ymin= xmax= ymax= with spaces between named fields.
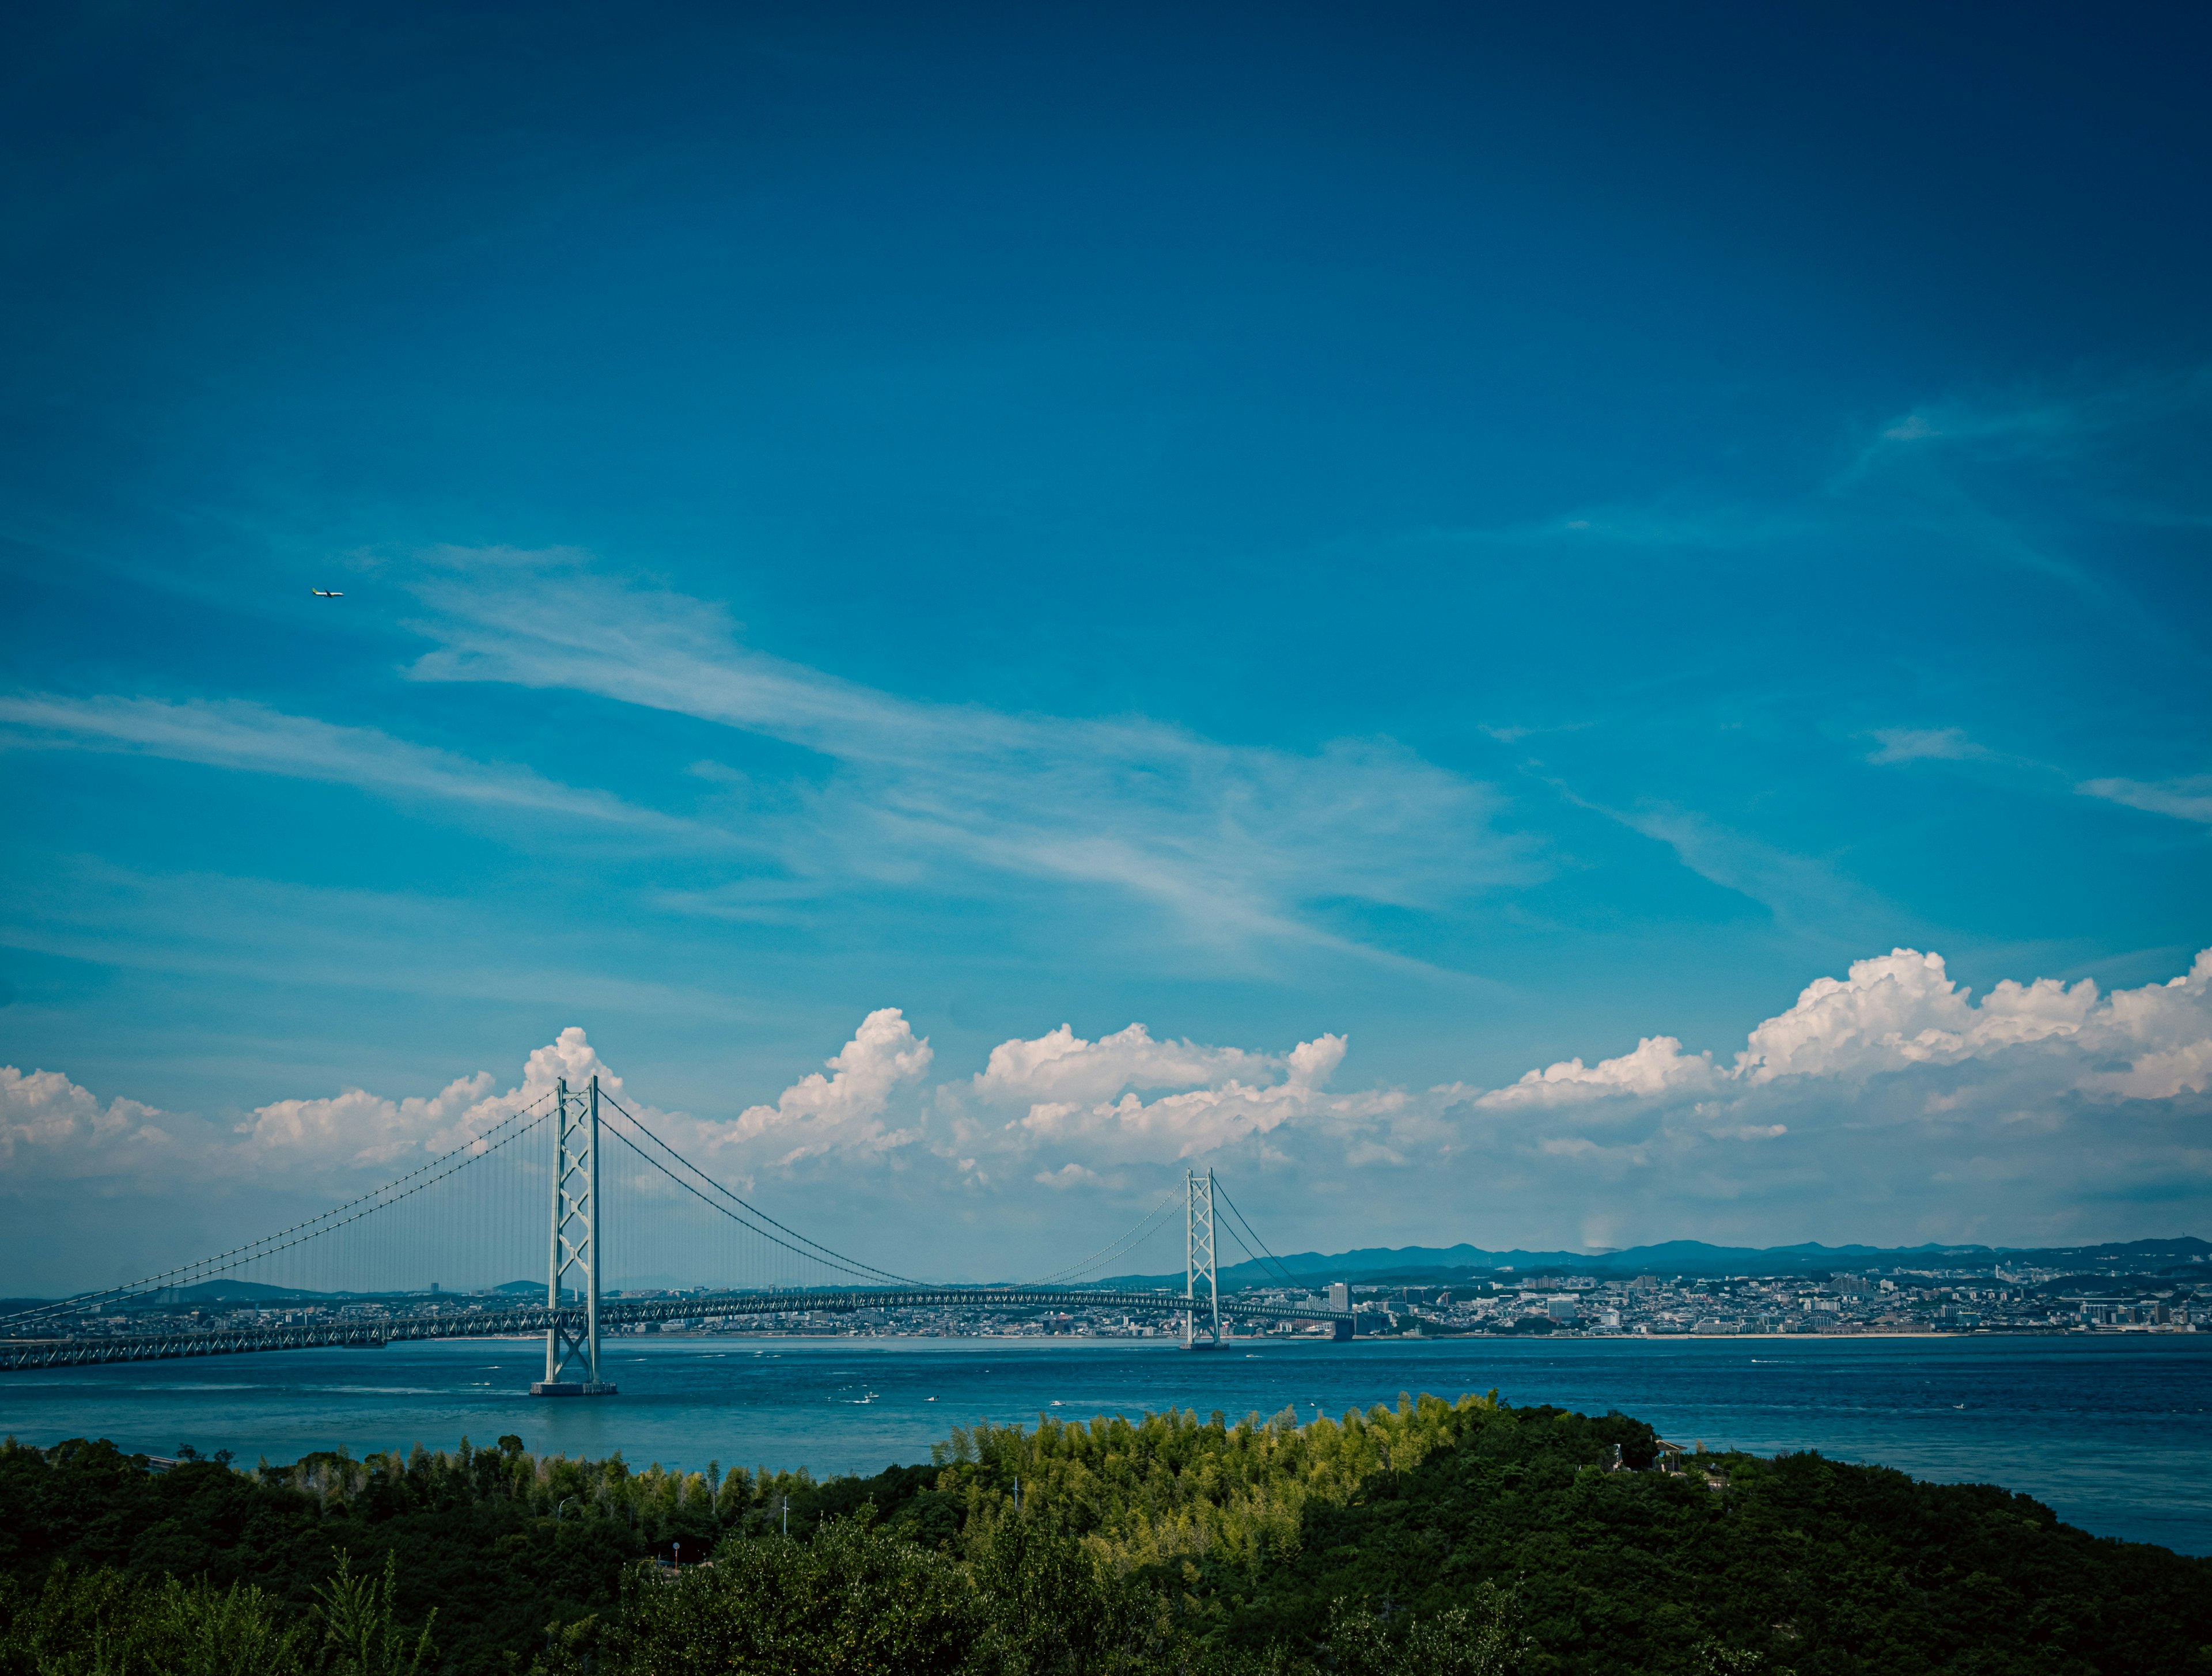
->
xmin=1184 ymin=1166 xmax=1221 ymax=1349
xmin=533 ymin=1075 xmax=616 ymax=1396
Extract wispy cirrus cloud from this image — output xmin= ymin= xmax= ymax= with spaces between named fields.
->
xmin=399 ymin=548 xmax=1536 ymax=951
xmin=2077 ymin=774 xmax=2212 ymax=826
xmin=1855 ymin=368 xmax=2212 ymax=467
xmin=0 ymin=692 xmax=672 ymax=829
xmin=1407 ymin=500 xmax=1790 ymax=555
xmin=1865 ymin=726 xmax=1990 ymax=765
xmin=0 ymin=855 xmax=751 ymax=1024
xmin=1412 ymin=375 xmax=2209 ymax=566
xmin=1421 ymin=373 xmax=2212 ymax=615
xmin=1551 ymin=788 xmax=1902 ymax=945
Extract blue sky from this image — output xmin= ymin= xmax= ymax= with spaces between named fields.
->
xmin=3 ymin=3 xmax=2210 ymax=1291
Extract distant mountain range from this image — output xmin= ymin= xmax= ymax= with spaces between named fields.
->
xmin=5 ymin=1235 xmax=2201 ymax=1318
xmin=1101 ymin=1234 xmax=2211 ymax=1289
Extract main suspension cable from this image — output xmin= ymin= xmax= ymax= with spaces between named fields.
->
xmin=597 ymin=1124 xmax=912 ymax=1287
xmin=1028 ymin=1187 xmax=1181 ymax=1286
xmin=597 ymin=1092 xmax=916 ymax=1287
xmin=0 ymin=1089 xmax=556 ymax=1328
xmin=1212 ymin=1178 xmax=1303 ymax=1288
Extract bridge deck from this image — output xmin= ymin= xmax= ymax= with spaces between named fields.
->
xmin=0 ymin=1287 xmax=1354 ymax=1371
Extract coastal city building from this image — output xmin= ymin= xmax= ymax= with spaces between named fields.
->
xmin=14 ymin=1256 xmax=2201 ymax=1347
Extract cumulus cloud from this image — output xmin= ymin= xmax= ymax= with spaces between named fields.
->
xmin=718 ymin=1008 xmax=933 ymax=1167
xmin=1455 ymin=946 xmax=2212 ymax=1241
xmin=1476 ymin=1036 xmax=1718 ymax=1110
xmin=999 ymin=1017 xmax=1389 ymax=1176
xmin=1734 ymin=949 xmax=2103 ymax=1082
xmin=236 ymin=1027 xmax=627 ymax=1177
xmin=1035 ymin=1162 xmax=1100 ymax=1189
xmin=12 ymin=948 xmax=2211 ymax=1271
xmin=239 ymin=1072 xmax=499 ymax=1174
xmin=1 ymin=1027 xmax=633 ymax=1193
xmin=1485 ymin=947 xmax=2212 ymax=1110
xmin=1018 ymin=1078 xmax=1306 ymax=1162
xmin=972 ymin=1023 xmax=1281 ymax=1107
xmin=0 ymin=1065 xmax=173 ymax=1181
xmin=998 ymin=1029 xmax=1353 ymax=1167
xmin=1726 ymin=946 xmax=2212 ymax=1102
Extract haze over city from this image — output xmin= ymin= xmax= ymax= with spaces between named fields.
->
xmin=4 ymin=3 xmax=2210 ymax=1295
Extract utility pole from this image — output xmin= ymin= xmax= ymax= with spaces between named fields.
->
xmin=1184 ymin=1167 xmax=1219 ymax=1350
xmin=534 ymin=1075 xmax=615 ymax=1395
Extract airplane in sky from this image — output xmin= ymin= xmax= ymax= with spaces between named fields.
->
xmin=311 ymin=588 xmax=344 ymax=598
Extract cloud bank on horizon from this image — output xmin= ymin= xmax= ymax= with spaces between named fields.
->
xmin=8 ymin=944 xmax=2206 ymax=1285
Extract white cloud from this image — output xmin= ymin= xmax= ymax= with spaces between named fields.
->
xmin=1034 ymin=1163 xmax=1100 ymax=1189
xmin=240 ymin=1072 xmax=499 ymax=1174
xmin=718 ymin=1008 xmax=933 ymax=1167
xmin=237 ymin=1026 xmax=626 ymax=1177
xmin=1601 ymin=802 xmax=1895 ymax=936
xmin=2078 ymin=775 xmax=2212 ymax=825
xmin=1 ymin=1027 xmax=633 ymax=1193
xmin=1287 ymin=1034 xmax=1348 ymax=1085
xmin=1445 ymin=946 xmax=2212 ymax=1242
xmin=0 ymin=693 xmax=669 ymax=828
xmin=1017 ymin=1082 xmax=1303 ymax=1162
xmin=1478 ymin=946 xmax=2212 ymax=1123
xmin=1733 ymin=948 xmax=2112 ymax=1082
xmin=972 ymin=1022 xmax=1281 ymax=1107
xmin=1476 ymin=1036 xmax=1718 ymax=1110
xmin=0 ymin=1065 xmax=172 ymax=1181
xmin=1861 ymin=376 xmax=2208 ymax=463
xmin=1003 ymin=1030 xmax=1349 ymax=1163
xmin=1866 ymin=727 xmax=1987 ymax=765
xmin=399 ymin=551 xmax=1532 ymax=950
xmin=11 ymin=947 xmax=2211 ymax=1277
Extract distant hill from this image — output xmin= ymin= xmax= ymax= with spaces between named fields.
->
xmin=142 ymin=1280 xmax=331 ymax=1305
xmin=6 ymin=1237 xmax=2200 ymax=1316
xmin=1100 ymin=1234 xmax=2210 ymax=1289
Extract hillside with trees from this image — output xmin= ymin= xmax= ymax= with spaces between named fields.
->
xmin=3 ymin=1391 xmax=2206 ymax=1673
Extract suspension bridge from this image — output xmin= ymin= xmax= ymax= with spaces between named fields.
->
xmin=0 ymin=1076 xmax=1353 ymax=1389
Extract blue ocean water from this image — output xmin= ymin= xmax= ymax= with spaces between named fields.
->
xmin=3 ymin=1334 xmax=2207 ymax=1554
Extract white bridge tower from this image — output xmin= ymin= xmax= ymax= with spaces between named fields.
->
xmin=532 ymin=1076 xmax=616 ymax=1396
xmin=1183 ymin=1166 xmax=1221 ymax=1349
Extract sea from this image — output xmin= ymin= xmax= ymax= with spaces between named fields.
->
xmin=4 ymin=1333 xmax=2208 ymax=1556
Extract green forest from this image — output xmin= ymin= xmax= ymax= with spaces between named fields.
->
xmin=3 ymin=1391 xmax=2206 ymax=1675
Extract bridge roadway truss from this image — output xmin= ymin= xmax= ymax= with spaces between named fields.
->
xmin=0 ymin=1286 xmax=1355 ymax=1372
